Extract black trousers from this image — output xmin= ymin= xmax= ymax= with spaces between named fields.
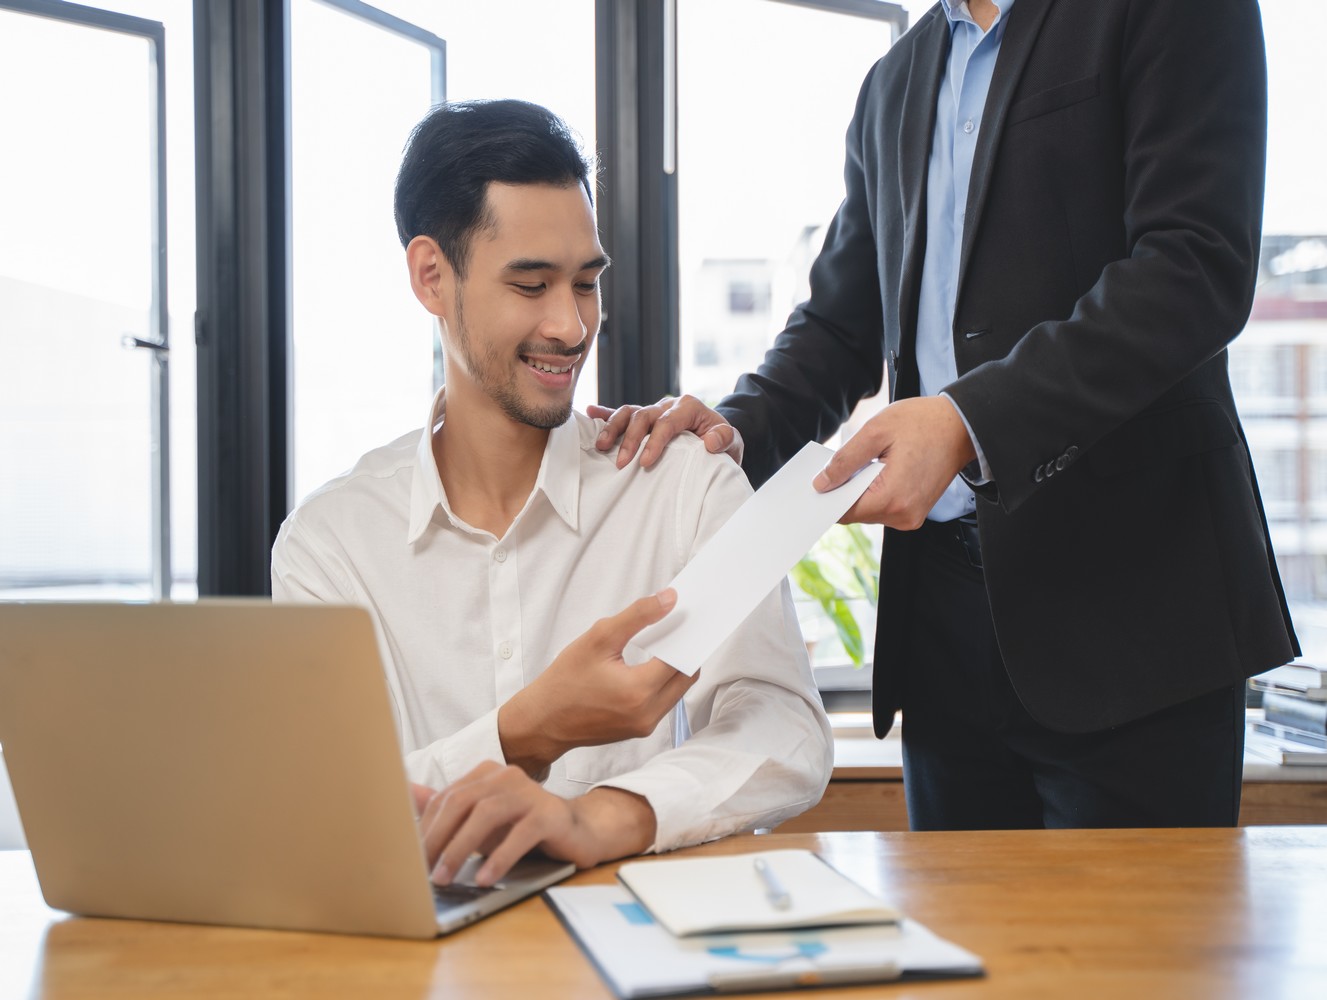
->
xmin=899 ymin=516 xmax=1247 ymax=830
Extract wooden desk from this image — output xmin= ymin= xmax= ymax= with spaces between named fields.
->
xmin=4 ymin=827 xmax=1326 ymax=999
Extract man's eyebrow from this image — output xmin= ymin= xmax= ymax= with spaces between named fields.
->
xmin=504 ymin=254 xmax=612 ymax=274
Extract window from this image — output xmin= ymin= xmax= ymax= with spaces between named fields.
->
xmin=1239 ymin=2 xmax=1327 ymax=646
xmin=287 ymin=1 xmax=444 ymax=503
xmin=2 ymin=1 xmax=598 ymax=599
xmin=1229 ymin=341 xmax=1298 ymax=412
xmin=727 ymin=279 xmax=770 ymax=315
xmin=674 ymin=0 xmax=903 ymax=687
xmin=1256 ymin=450 xmax=1299 ymax=509
xmin=0 ymin=0 xmax=197 ymax=601
xmin=676 ymin=0 xmax=900 ymax=411
xmin=8 ymin=0 xmax=1320 ymax=676
xmin=1311 ymin=451 xmax=1327 ymax=513
xmin=1312 ymin=347 xmax=1327 ymax=404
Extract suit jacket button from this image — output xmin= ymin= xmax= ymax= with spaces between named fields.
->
xmin=1034 ymin=466 xmax=1044 ymax=483
xmin=1067 ymin=446 xmax=1079 ymax=460
xmin=1055 ymin=455 xmax=1067 ymax=471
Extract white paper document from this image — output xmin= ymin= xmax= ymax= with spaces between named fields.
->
xmin=545 ymin=884 xmax=984 ymax=998
xmin=615 ymin=849 xmax=900 ymax=937
xmin=630 ymin=441 xmax=879 ymax=676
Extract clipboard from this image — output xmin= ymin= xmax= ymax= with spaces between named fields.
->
xmin=545 ymin=884 xmax=984 ymax=998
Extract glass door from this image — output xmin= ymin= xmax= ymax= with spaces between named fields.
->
xmin=0 ymin=1 xmax=171 ymax=600
xmin=288 ymin=0 xmax=445 ymax=503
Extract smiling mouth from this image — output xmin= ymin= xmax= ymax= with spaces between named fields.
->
xmin=521 ymin=355 xmax=577 ymax=375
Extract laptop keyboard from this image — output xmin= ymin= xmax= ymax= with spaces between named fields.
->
xmin=432 ymin=881 xmax=500 ymax=909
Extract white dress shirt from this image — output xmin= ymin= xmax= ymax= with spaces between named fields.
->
xmin=271 ymin=389 xmax=832 ymax=853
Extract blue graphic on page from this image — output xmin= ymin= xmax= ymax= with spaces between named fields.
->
xmin=613 ymin=902 xmax=654 ymax=925
xmin=707 ymin=940 xmax=829 ymax=964
xmin=610 ymin=902 xmax=830 ymax=966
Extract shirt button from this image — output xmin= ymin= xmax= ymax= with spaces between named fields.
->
xmin=494 ymin=548 xmax=507 ymax=563
xmin=963 ymin=118 xmax=975 ymax=134
xmin=498 ymin=641 xmax=512 ymax=659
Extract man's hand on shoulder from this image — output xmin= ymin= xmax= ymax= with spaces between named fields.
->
xmin=496 ymin=589 xmax=699 ymax=776
xmin=814 ymin=396 xmax=978 ymax=529
xmin=589 ymin=394 xmax=743 ymax=470
xmin=417 ymin=763 xmax=656 ymax=886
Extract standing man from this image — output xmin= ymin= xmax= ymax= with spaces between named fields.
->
xmin=597 ymin=0 xmax=1298 ymax=829
xmin=273 ymin=99 xmax=830 ymax=886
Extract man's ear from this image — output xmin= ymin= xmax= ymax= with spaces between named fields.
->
xmin=406 ymin=235 xmax=455 ymax=319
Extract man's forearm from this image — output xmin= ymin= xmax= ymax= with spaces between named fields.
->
xmin=496 ymin=694 xmax=564 ymax=779
xmin=567 ymin=786 xmax=657 ymax=866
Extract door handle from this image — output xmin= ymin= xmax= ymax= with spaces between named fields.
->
xmin=121 ymin=334 xmax=169 ymax=356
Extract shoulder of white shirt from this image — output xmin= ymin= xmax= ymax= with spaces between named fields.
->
xmin=289 ymin=426 xmax=420 ymax=513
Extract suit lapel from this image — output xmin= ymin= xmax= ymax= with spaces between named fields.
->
xmin=956 ymin=0 xmax=1056 ymax=298
xmin=896 ymin=9 xmax=950 ymax=358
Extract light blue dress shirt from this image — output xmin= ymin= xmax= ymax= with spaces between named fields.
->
xmin=917 ymin=0 xmax=1014 ymax=522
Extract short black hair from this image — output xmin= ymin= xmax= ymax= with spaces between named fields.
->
xmin=393 ymin=99 xmax=594 ymax=276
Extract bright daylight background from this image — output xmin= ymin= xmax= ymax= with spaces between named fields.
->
xmin=0 ymin=0 xmax=1324 ymax=670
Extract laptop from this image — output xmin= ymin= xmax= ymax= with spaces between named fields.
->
xmin=0 ymin=600 xmax=575 ymax=939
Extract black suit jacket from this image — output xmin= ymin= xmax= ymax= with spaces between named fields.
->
xmin=718 ymin=0 xmax=1299 ymax=735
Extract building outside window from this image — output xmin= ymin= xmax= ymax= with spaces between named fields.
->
xmin=1235 ymin=234 xmax=1327 ymax=625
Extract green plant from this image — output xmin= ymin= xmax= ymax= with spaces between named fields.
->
xmin=789 ymin=523 xmax=880 ymax=667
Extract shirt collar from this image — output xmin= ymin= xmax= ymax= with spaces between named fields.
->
xmin=536 ymin=412 xmax=583 ymax=533
xmin=939 ymin=0 xmax=1014 ymax=28
xmin=406 ymin=387 xmax=582 ymax=544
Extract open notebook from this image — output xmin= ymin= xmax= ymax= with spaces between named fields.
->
xmin=616 ymin=849 xmax=899 ymax=936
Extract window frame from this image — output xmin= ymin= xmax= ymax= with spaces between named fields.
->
xmin=194 ymin=0 xmax=443 ymax=595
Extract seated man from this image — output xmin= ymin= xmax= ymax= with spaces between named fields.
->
xmin=272 ymin=99 xmax=831 ymax=888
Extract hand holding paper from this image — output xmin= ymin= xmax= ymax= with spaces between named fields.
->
xmin=630 ymin=441 xmax=879 ymax=676
xmin=812 ymin=395 xmax=978 ymax=529
xmin=498 ymin=589 xmax=697 ymax=774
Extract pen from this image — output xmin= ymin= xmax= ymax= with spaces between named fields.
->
xmin=753 ymin=857 xmax=791 ymax=910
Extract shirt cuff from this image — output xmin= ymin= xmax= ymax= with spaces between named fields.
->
xmin=593 ymin=751 xmax=766 ymax=854
xmin=403 ymin=707 xmax=506 ymax=790
xmin=940 ymin=391 xmax=992 ymax=484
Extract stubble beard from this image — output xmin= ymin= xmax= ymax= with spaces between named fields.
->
xmin=453 ymin=289 xmax=577 ymax=430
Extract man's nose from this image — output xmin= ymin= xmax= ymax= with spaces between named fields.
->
xmin=538 ymin=285 xmax=589 ymax=345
